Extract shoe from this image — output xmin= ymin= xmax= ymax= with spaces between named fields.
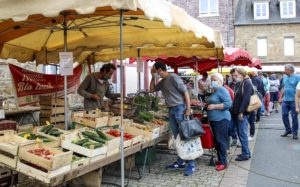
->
xmin=248 ymin=136 xmax=254 ymax=141
xmin=184 ymin=165 xmax=195 ymax=176
xmin=275 ymin=110 xmax=279 ymax=113
xmin=231 ymin=139 xmax=237 ymax=147
xmin=215 ymin=161 xmax=221 ymax=165
xmin=166 ymin=161 xmax=185 ymax=169
xmin=281 ymin=131 xmax=292 ymax=137
xmin=293 ymin=134 xmax=298 ymax=140
xmin=237 ymin=154 xmax=251 ymax=158
xmin=235 ymin=155 xmax=250 ymax=161
xmin=216 ymin=164 xmax=227 ymax=171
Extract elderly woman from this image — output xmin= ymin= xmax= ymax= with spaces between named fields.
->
xmin=232 ymin=68 xmax=253 ymax=161
xmin=207 ymin=73 xmax=232 ymax=171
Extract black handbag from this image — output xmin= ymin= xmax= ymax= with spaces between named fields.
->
xmin=179 ymin=115 xmax=205 ymax=141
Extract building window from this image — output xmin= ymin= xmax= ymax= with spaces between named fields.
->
xmin=257 ymin=38 xmax=267 ymax=57
xmin=280 ymin=0 xmax=296 ymax=18
xmin=284 ymin=37 xmax=294 ymax=56
xmin=253 ymin=2 xmax=269 ymax=20
xmin=199 ymin=0 xmax=219 ymax=17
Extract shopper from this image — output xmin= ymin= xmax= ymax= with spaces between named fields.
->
xmin=248 ymin=71 xmax=264 ymax=139
xmin=207 ymin=73 xmax=232 ymax=171
xmin=78 ymin=63 xmax=120 ymax=111
xmin=232 ymin=68 xmax=252 ymax=161
xmin=228 ymin=68 xmax=240 ymax=146
xmin=269 ymin=74 xmax=280 ymax=113
xmin=279 ymin=64 xmax=300 ymax=140
xmin=149 ymin=62 xmax=195 ymax=176
xmin=259 ymin=72 xmax=270 ymax=116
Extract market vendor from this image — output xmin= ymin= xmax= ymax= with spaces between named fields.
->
xmin=149 ymin=62 xmax=195 ymax=176
xmin=78 ymin=63 xmax=120 ymax=111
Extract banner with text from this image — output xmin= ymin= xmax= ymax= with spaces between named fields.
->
xmin=9 ymin=64 xmax=83 ymax=106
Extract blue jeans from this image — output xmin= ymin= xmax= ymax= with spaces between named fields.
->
xmin=282 ymin=101 xmax=299 ymax=135
xmin=229 ymin=118 xmax=237 ymax=139
xmin=210 ymin=119 xmax=229 ymax=165
xmin=234 ymin=115 xmax=251 ymax=158
xmin=169 ymin=104 xmax=195 ymax=167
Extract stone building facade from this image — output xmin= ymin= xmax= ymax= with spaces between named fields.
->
xmin=235 ymin=0 xmax=300 ymax=66
xmin=169 ymin=0 xmax=235 ymax=47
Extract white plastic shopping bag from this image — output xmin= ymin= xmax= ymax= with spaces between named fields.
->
xmin=175 ymin=135 xmax=203 ymax=160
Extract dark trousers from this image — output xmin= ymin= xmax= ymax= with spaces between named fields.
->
xmin=248 ymin=112 xmax=255 ymax=136
xmin=210 ymin=119 xmax=230 ymax=165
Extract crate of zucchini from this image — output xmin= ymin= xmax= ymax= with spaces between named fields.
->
xmin=36 ymin=124 xmax=68 ymax=146
xmin=61 ymin=128 xmax=120 ymax=157
xmin=0 ymin=130 xmax=34 ymax=168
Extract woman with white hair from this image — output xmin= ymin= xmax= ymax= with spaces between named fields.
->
xmin=207 ymin=73 xmax=232 ymax=171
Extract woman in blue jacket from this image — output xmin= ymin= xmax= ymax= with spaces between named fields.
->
xmin=207 ymin=73 xmax=232 ymax=171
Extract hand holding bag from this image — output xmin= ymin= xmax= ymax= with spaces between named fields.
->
xmin=179 ymin=115 xmax=205 ymax=141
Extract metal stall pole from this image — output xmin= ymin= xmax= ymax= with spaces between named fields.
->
xmin=63 ymin=13 xmax=68 ymax=130
xmin=137 ymin=48 xmax=141 ymax=91
xmin=119 ymin=9 xmax=125 ymax=187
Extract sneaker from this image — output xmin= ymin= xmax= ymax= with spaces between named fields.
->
xmin=216 ymin=164 xmax=227 ymax=171
xmin=248 ymin=136 xmax=254 ymax=141
xmin=235 ymin=155 xmax=250 ymax=161
xmin=275 ymin=110 xmax=279 ymax=113
xmin=215 ymin=161 xmax=221 ymax=165
xmin=166 ymin=161 xmax=185 ymax=170
xmin=184 ymin=165 xmax=195 ymax=176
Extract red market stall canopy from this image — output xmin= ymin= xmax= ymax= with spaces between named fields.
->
xmin=130 ymin=47 xmax=261 ymax=73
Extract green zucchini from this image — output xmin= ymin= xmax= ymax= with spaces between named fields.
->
xmin=40 ymin=125 xmax=52 ymax=133
xmin=50 ymin=131 xmax=63 ymax=137
xmin=81 ymin=131 xmax=98 ymax=137
xmin=82 ymin=131 xmax=106 ymax=143
xmin=96 ymin=129 xmax=109 ymax=141
xmin=75 ymin=138 xmax=89 ymax=146
xmin=45 ymin=125 xmax=54 ymax=134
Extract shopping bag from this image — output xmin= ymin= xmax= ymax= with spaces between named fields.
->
xmin=175 ymin=135 xmax=203 ymax=160
xmin=179 ymin=115 xmax=205 ymax=141
xmin=247 ymin=94 xmax=262 ymax=112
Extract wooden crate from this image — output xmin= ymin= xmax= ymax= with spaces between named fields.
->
xmin=104 ymin=133 xmax=120 ymax=156
xmin=40 ymin=96 xmax=65 ymax=106
xmin=17 ymin=161 xmax=70 ymax=184
xmin=71 ymin=157 xmax=90 ymax=170
xmin=126 ymin=124 xmax=160 ymax=141
xmin=40 ymin=106 xmax=65 ymax=114
xmin=40 ymin=109 xmax=65 ymax=118
xmin=40 ymin=115 xmax=65 ymax=124
xmin=72 ymin=112 xmax=108 ymax=128
xmin=103 ymin=129 xmax=132 ymax=149
xmin=61 ymin=131 xmax=107 ymax=158
xmin=0 ymin=130 xmax=34 ymax=168
xmin=36 ymin=126 xmax=69 ymax=141
xmin=18 ymin=143 xmax=72 ymax=171
xmin=90 ymin=154 xmax=106 ymax=163
xmin=108 ymin=116 xmax=121 ymax=126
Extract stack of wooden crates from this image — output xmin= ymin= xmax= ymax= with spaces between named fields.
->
xmin=40 ymin=96 xmax=65 ymax=126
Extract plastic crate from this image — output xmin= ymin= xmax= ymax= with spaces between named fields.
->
xmin=135 ymin=146 xmax=156 ymax=165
